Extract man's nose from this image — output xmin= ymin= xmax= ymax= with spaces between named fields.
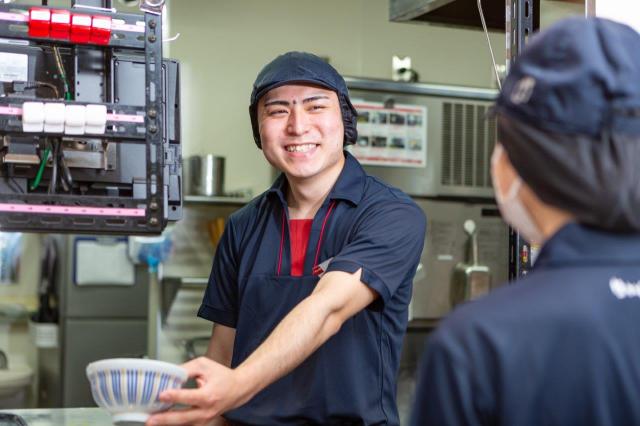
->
xmin=286 ymin=107 xmax=310 ymax=135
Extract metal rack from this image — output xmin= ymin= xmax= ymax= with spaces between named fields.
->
xmin=0 ymin=1 xmax=180 ymax=234
xmin=505 ymin=0 xmax=536 ymax=280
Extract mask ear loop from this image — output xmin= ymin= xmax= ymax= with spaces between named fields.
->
xmin=491 ymin=143 xmax=523 ymax=203
xmin=502 ymin=177 xmax=523 ymax=203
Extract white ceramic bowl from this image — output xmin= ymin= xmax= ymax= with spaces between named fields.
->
xmin=86 ymin=358 xmax=188 ymax=424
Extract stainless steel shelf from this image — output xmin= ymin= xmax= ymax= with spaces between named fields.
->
xmin=345 ymin=76 xmax=498 ymax=101
xmin=183 ymin=195 xmax=251 ymax=205
xmin=162 ymin=276 xmax=208 ymax=287
xmin=180 ymin=277 xmax=208 ymax=287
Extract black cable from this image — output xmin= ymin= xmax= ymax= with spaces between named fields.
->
xmin=60 ymin=148 xmax=74 ymax=190
xmin=47 ymin=140 xmax=58 ymax=194
xmin=6 ymin=176 xmax=24 ymax=194
xmin=3 ymin=163 xmax=23 ymax=194
xmin=25 ymin=81 xmax=60 ymax=99
xmin=11 ymin=177 xmax=24 ymax=194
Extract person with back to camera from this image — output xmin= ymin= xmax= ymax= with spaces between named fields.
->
xmin=411 ymin=17 xmax=640 ymax=426
xmin=147 ymin=51 xmax=426 ymax=426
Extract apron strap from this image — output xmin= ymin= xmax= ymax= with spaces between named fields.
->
xmin=313 ymin=201 xmax=336 ymax=269
xmin=277 ymin=208 xmax=286 ymax=276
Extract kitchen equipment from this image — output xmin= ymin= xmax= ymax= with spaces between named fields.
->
xmin=38 ymin=235 xmax=150 ymax=408
xmin=450 ymin=219 xmax=492 ymax=307
xmin=86 ymin=358 xmax=187 ymax=424
xmin=388 ymin=0 xmax=540 ymax=32
xmin=409 ymin=200 xmax=508 ymax=320
xmin=0 ymin=413 xmax=27 ymax=426
xmin=184 ymin=155 xmax=225 ymax=196
xmin=346 ymin=77 xmax=498 ymax=199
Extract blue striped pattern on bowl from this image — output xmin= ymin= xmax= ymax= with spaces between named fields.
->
xmin=86 ymin=358 xmax=187 ymax=417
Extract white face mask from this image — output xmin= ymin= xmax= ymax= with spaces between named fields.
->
xmin=491 ymin=145 xmax=544 ymax=245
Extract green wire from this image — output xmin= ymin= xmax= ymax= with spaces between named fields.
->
xmin=30 ymin=148 xmax=50 ymax=191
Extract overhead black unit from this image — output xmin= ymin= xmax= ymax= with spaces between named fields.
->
xmin=390 ymin=0 xmax=539 ymax=32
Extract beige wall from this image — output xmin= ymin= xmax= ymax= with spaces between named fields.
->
xmin=167 ymin=0 xmax=583 ymax=197
xmin=166 ymin=0 xmax=507 ymax=197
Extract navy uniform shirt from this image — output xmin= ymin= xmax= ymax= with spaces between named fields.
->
xmin=199 ymin=152 xmax=426 ymax=425
xmin=411 ymin=223 xmax=640 ymax=426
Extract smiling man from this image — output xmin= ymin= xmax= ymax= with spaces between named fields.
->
xmin=147 ymin=52 xmax=426 ymax=426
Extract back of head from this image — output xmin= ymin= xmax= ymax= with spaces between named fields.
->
xmin=494 ymin=17 xmax=640 ymax=232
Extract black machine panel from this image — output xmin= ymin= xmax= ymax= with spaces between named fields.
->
xmin=0 ymin=3 xmax=181 ymax=234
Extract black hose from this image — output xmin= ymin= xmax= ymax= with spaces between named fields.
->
xmin=60 ymin=149 xmax=74 ymax=190
xmin=47 ymin=141 xmax=59 ymax=194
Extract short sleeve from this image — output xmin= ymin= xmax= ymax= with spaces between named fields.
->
xmin=326 ymin=199 xmax=426 ymax=304
xmin=197 ymin=219 xmax=239 ymax=328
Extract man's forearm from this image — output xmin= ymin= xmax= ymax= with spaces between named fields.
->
xmin=206 ymin=324 xmax=236 ymax=366
xmin=233 ymin=290 xmax=343 ymax=403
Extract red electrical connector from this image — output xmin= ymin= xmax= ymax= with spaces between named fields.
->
xmin=50 ymin=10 xmax=71 ymax=40
xmin=70 ymin=13 xmax=92 ymax=43
xmin=28 ymin=8 xmax=51 ymax=38
xmin=28 ymin=7 xmax=113 ymax=45
xmin=90 ymin=15 xmax=112 ymax=45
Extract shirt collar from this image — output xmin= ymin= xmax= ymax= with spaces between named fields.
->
xmin=533 ymin=222 xmax=640 ymax=269
xmin=267 ymin=151 xmax=367 ymax=207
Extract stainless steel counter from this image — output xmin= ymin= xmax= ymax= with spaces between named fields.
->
xmin=1 ymin=408 xmax=113 ymax=426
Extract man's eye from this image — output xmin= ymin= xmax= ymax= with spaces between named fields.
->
xmin=309 ymin=104 xmax=326 ymax=111
xmin=268 ymin=109 xmax=287 ymax=116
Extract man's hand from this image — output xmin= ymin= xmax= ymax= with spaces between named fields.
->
xmin=146 ymin=357 xmax=247 ymax=426
xmin=146 ymin=269 xmax=377 ymax=425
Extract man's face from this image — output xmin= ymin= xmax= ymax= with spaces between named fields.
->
xmin=257 ymin=84 xmax=345 ymax=181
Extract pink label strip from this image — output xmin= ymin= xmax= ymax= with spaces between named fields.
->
xmin=0 ymin=203 xmax=146 ymax=217
xmin=0 ymin=106 xmax=22 ymax=116
xmin=107 ymin=113 xmax=145 ymax=123
xmin=0 ymin=12 xmax=28 ymax=22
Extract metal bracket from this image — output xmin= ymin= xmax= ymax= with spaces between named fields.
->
xmin=505 ymin=0 xmax=535 ymax=279
xmin=506 ymin=0 xmax=534 ymax=69
xmin=144 ymin=11 xmax=164 ymax=231
xmin=139 ymin=0 xmax=165 ymax=15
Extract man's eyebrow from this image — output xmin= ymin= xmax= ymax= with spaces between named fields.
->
xmin=263 ymin=99 xmax=290 ymax=108
xmin=302 ymin=95 xmax=330 ymax=104
xmin=263 ymin=95 xmax=330 ymax=108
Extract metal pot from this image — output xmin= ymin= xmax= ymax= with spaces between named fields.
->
xmin=184 ymin=155 xmax=225 ymax=196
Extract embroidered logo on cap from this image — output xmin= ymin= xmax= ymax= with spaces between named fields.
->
xmin=510 ymin=76 xmax=536 ymax=105
xmin=609 ymin=276 xmax=640 ymax=299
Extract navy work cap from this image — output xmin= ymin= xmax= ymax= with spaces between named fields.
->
xmin=249 ymin=51 xmax=358 ymax=148
xmin=495 ymin=17 xmax=640 ymax=232
xmin=495 ymin=17 xmax=640 ymax=138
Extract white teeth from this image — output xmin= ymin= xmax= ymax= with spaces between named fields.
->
xmin=286 ymin=144 xmax=316 ymax=153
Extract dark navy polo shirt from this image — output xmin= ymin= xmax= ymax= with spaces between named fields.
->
xmin=198 ymin=151 xmax=426 ymax=425
xmin=411 ymin=223 xmax=640 ymax=426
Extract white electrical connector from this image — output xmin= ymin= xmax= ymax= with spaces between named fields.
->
xmin=64 ymin=104 xmax=86 ymax=135
xmin=22 ymin=102 xmax=45 ymax=132
xmin=44 ymin=103 xmax=65 ymax=133
xmin=85 ymin=104 xmax=107 ymax=134
xmin=23 ymin=102 xmax=110 ymax=135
